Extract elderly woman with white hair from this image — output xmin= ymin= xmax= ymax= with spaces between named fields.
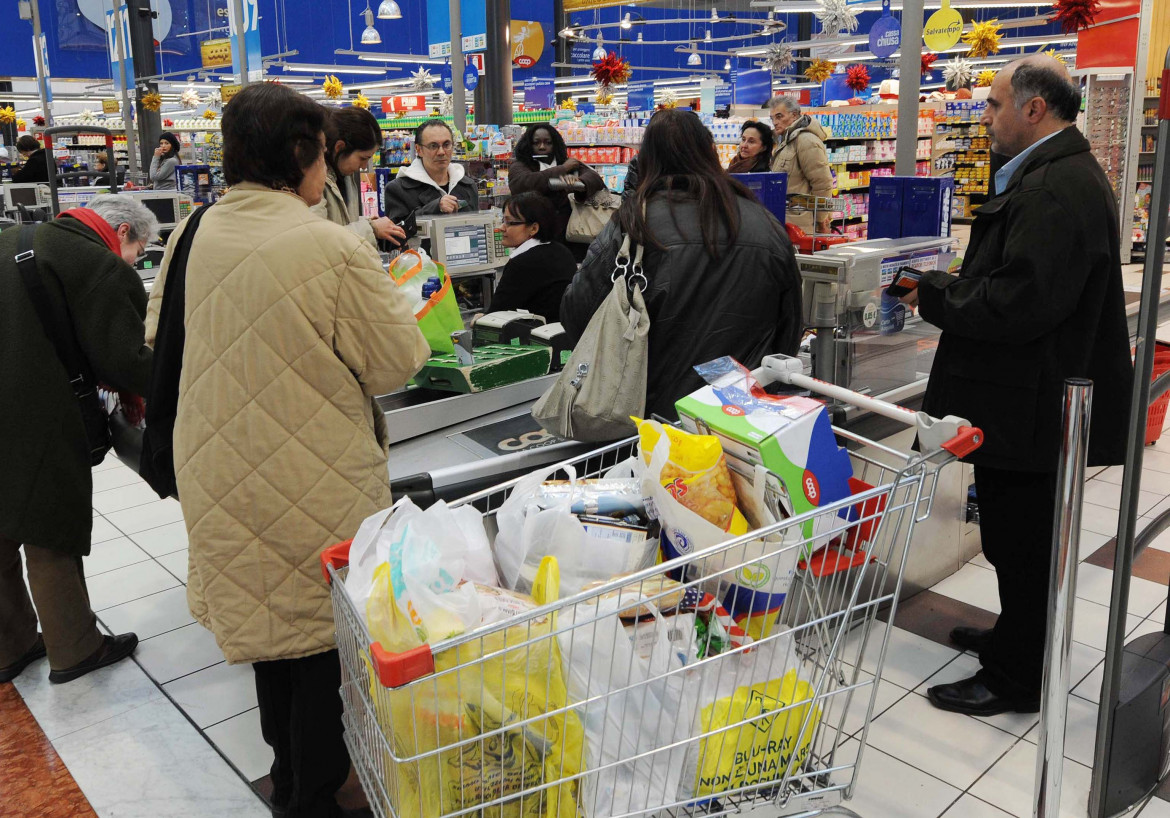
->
xmin=0 ymin=193 xmax=157 ymax=685
xmin=768 ymin=95 xmax=834 ymax=235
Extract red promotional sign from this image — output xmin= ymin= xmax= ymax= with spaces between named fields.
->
xmin=381 ymin=95 xmax=427 ymax=113
xmin=513 ymin=55 xmax=536 ymax=68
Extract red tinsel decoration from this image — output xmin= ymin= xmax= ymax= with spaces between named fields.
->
xmin=921 ymin=53 xmax=938 ymax=77
xmin=33 ymin=115 xmax=45 ymax=126
xmin=591 ymin=51 xmax=632 ymax=87
xmin=1051 ymin=0 xmax=1100 ymax=33
xmin=163 ymin=118 xmax=174 ymax=127
xmin=845 ymin=64 xmax=870 ymax=93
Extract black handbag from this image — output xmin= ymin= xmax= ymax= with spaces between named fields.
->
xmin=15 ymin=225 xmax=112 ymax=466
xmin=140 ymin=204 xmax=211 ymax=499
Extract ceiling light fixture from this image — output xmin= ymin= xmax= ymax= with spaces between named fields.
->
xmin=724 ymin=58 xmax=731 ymax=70
xmin=376 ymin=0 xmax=402 ymax=19
xmin=637 ymin=32 xmax=643 ymax=42
xmin=559 ymin=26 xmax=576 ymax=39
xmin=704 ymin=30 xmax=712 ymax=42
xmin=359 ymin=5 xmax=380 ymax=45
xmin=687 ymin=44 xmax=702 ymax=66
xmin=621 ymin=13 xmax=632 ymax=29
xmin=710 ymin=7 xmax=719 ymax=21
xmin=592 ymin=33 xmax=607 ymax=61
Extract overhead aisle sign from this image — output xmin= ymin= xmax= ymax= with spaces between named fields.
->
xmin=227 ymin=0 xmax=263 ymax=83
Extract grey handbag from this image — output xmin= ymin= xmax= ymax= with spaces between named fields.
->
xmin=532 ymin=232 xmax=648 ymax=442
xmin=565 ymin=186 xmax=622 ymax=244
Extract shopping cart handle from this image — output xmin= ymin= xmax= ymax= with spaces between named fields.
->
xmin=370 ymin=641 xmax=436 ymax=688
xmin=320 ymin=540 xmax=352 ymax=584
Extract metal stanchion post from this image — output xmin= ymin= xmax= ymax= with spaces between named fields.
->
xmin=1034 ymin=378 xmax=1093 ymax=818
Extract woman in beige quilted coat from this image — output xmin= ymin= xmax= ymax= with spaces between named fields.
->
xmin=146 ymin=83 xmax=429 ymax=818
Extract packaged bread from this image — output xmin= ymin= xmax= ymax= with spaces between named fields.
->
xmin=581 ymin=573 xmax=685 ymax=620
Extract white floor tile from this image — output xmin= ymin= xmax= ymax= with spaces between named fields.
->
xmin=918 ymin=653 xmax=1038 ymax=739
xmin=104 ymin=498 xmax=185 ymax=535
xmin=930 ymin=562 xmax=1001 ymax=615
xmin=942 ymin=794 xmax=1018 ymax=818
xmin=135 ymin=622 xmax=225 ymax=684
xmin=12 ymin=653 xmax=162 ymax=741
xmin=1072 ymin=598 xmax=1145 ymax=652
xmin=204 ymin=708 xmax=274 ymax=783
xmin=129 ymin=520 xmax=189 ymax=557
xmin=1022 ymin=695 xmax=1097 ymax=768
xmin=1139 ymin=797 xmax=1170 ymax=817
xmin=156 ymin=548 xmax=189 ymax=584
xmin=1142 ymin=494 xmax=1170 ymax=522
xmin=1096 ymin=466 xmax=1170 ymax=497
xmin=1142 ymin=449 xmax=1170 ymax=475
xmin=1082 ymin=502 xmax=1121 ymax=536
xmin=83 ymin=536 xmax=150 ymax=576
xmin=91 ymin=481 xmax=168 ymax=515
xmin=837 ymin=740 xmax=961 ymax=818
xmin=52 ymin=699 xmax=270 ymax=818
xmin=92 ymin=454 xmax=125 ymax=472
xmin=1083 ymin=481 xmax=1163 ymax=515
xmin=1078 ymin=530 xmax=1113 ymax=562
xmin=86 ymin=559 xmax=180 ymax=612
xmin=864 ymin=689 xmax=1019 ymax=790
xmin=970 ymin=740 xmax=1092 ymax=818
xmin=90 ymin=515 xmax=123 ymax=546
xmin=827 ymin=672 xmax=911 ymax=739
xmin=844 ymin=621 xmax=962 ymax=692
xmin=92 ymin=466 xmax=144 ymax=493
xmin=1076 ymin=563 xmax=1167 ymax=619
xmin=96 ymin=585 xmax=196 ymax=641
xmin=969 ymin=552 xmax=994 ymax=570
xmin=163 ymin=661 xmax=258 ymax=729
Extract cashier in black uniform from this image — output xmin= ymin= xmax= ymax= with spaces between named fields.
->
xmin=383 ymin=119 xmax=479 ymax=223
xmin=491 ymin=192 xmax=576 ymax=322
xmin=12 ymin=135 xmax=49 ymax=184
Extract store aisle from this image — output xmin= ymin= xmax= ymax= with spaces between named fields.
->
xmin=4 ymin=401 xmax=1170 ymax=817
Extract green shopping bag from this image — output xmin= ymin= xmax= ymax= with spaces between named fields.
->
xmin=389 ymin=250 xmax=464 ymax=355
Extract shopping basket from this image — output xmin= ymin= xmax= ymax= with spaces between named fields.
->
xmin=322 ymin=355 xmax=983 ymax=818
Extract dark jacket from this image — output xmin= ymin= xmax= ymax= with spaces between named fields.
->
xmin=561 ymin=191 xmax=803 ymax=420
xmin=727 ymin=152 xmax=771 ymax=174
xmin=492 ymin=241 xmax=577 ymax=322
xmin=918 ymin=126 xmax=1132 ymax=471
xmin=0 ymin=219 xmax=153 ymax=554
xmin=383 ymin=159 xmax=479 ymax=222
xmin=622 ymin=156 xmax=640 ymax=201
xmin=508 ymin=158 xmax=605 ymax=243
xmin=12 ymin=149 xmax=50 ymax=183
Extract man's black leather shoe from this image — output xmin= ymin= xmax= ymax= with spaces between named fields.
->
xmin=927 ymin=675 xmax=1040 ymax=716
xmin=949 ymin=625 xmax=993 ymax=653
xmin=48 ymin=633 xmax=138 ymax=684
xmin=0 ymin=634 xmax=46 ymax=683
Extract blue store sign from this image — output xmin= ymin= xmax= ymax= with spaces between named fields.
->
xmin=463 ymin=62 xmax=479 ymax=91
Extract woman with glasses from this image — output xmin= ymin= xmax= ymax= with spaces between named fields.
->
xmin=383 ymin=119 xmax=479 ymax=222
xmin=491 ymin=192 xmax=576 ymax=322
xmin=508 ymin=122 xmax=604 ymax=248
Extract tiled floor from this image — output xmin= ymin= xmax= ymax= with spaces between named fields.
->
xmin=8 ymin=355 xmax=1170 ymax=816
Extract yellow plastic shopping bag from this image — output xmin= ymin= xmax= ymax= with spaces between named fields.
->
xmin=693 ymin=668 xmax=821 ymax=796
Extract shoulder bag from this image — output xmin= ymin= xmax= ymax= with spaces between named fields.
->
xmin=15 ymin=225 xmax=111 ymax=466
xmin=140 ymin=204 xmax=212 ymax=499
xmin=532 ymin=231 xmax=649 ymax=442
xmin=557 ymin=166 xmax=622 ymax=244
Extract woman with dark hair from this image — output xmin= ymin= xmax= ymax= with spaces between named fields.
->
xmin=560 ymin=108 xmax=803 ymax=420
xmin=508 ymin=122 xmax=604 ymax=247
xmin=149 ymin=132 xmax=180 ymax=190
xmin=313 ymin=105 xmax=405 ymax=247
xmin=145 ymin=82 xmax=428 ymax=818
xmin=383 ymin=118 xmax=479 ymax=222
xmin=727 ymin=120 xmax=774 ymax=173
xmin=491 ymin=192 xmax=577 ymax=321
xmin=12 ymin=134 xmax=49 ymax=183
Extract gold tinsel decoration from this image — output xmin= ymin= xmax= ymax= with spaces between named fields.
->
xmin=140 ymin=91 xmax=163 ymax=112
xmin=963 ymin=19 xmax=1002 ymax=58
xmin=804 ymin=58 xmax=835 ymax=84
xmin=559 ymin=97 xmax=577 ymax=111
xmin=976 ymin=69 xmax=997 ymax=87
xmin=1043 ymin=48 xmax=1069 ymax=67
xmin=202 ymin=109 xmax=218 ymax=120
xmin=0 ymin=106 xmax=15 ymax=125
xmin=17 ymin=119 xmax=26 ymax=130
xmin=323 ymin=75 xmax=344 ymax=100
xmin=352 ymin=94 xmax=370 ymax=110
xmin=594 ymin=87 xmax=614 ymax=106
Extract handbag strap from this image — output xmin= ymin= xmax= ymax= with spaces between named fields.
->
xmin=15 ymin=225 xmax=92 ymax=392
xmin=611 ymin=205 xmax=647 ymax=292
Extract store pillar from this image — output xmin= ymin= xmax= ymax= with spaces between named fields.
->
xmin=483 ymin=0 xmax=513 ymax=125
xmin=127 ymin=0 xmax=161 ymax=177
xmin=894 ymin=0 xmax=924 ymax=176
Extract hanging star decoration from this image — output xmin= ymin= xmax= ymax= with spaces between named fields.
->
xmin=1051 ymin=0 xmax=1101 ymax=33
xmin=591 ymin=52 xmax=632 ymax=88
xmin=921 ymin=53 xmax=938 ymax=77
xmin=440 ymin=93 xmax=454 ymax=116
xmin=0 ymin=106 xmax=14 ymax=125
xmin=16 ymin=119 xmax=26 ymax=130
xmin=1043 ymin=48 xmax=1069 ymax=67
xmin=594 ymin=85 xmax=614 ymax=106
xmin=323 ymin=75 xmax=344 ymax=100
xmin=559 ymin=97 xmax=577 ymax=111
xmin=180 ymin=87 xmax=202 ymax=110
xmin=804 ymin=58 xmax=835 ymax=84
xmin=762 ymin=42 xmax=794 ymax=75
xmin=202 ymin=109 xmax=218 ymax=120
xmin=814 ymin=0 xmax=860 ymax=37
xmin=977 ymin=69 xmax=997 ymax=87
xmin=660 ymin=88 xmax=679 ymax=109
xmin=845 ymin=64 xmax=870 ymax=94
xmin=33 ymin=115 xmax=44 ymax=126
xmin=163 ymin=118 xmax=174 ymax=127
xmin=78 ymin=110 xmax=96 ymax=123
xmin=410 ymin=68 xmax=437 ymax=91
xmin=352 ymin=94 xmax=371 ymax=110
xmin=963 ymin=19 xmax=1002 ymax=58
xmin=206 ymin=88 xmax=222 ymax=109
xmin=943 ymin=57 xmax=975 ymax=89
xmin=140 ymin=91 xmax=163 ymax=111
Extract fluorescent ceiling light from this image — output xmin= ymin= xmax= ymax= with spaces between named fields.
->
xmin=357 ymin=54 xmax=445 ymax=65
xmin=283 ymin=63 xmax=387 ymax=75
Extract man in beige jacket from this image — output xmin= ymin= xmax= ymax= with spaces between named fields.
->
xmin=769 ymin=96 xmax=834 ymax=236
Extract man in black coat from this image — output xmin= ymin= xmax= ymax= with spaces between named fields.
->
xmin=0 ymin=194 xmax=156 ymax=685
xmin=902 ymin=55 xmax=1133 ymax=715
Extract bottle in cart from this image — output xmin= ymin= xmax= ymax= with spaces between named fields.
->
xmin=414 ymin=275 xmax=442 ymax=313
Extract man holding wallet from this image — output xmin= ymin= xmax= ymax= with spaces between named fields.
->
xmin=899 ymin=55 xmax=1132 ymax=715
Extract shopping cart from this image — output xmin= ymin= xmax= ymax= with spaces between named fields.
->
xmin=322 ymin=356 xmax=983 ymax=818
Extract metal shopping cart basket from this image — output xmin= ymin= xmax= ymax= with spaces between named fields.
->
xmin=321 ymin=355 xmax=983 ymax=818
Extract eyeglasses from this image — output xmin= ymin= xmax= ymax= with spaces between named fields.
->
xmin=421 ymin=141 xmax=454 ymax=153
xmin=502 ymin=219 xmax=529 ymax=227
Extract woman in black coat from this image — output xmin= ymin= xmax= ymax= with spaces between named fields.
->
xmin=561 ymin=109 xmax=803 ymax=420
xmin=12 ymin=135 xmax=50 ymax=183
xmin=507 ymin=123 xmax=604 ymax=247
xmin=492 ymin=192 xmax=576 ymax=322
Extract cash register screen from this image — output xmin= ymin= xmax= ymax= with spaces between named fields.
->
xmin=140 ymin=197 xmax=178 ymax=227
xmin=441 ymin=222 xmax=491 ymax=267
xmin=7 ymin=186 xmax=38 ymax=208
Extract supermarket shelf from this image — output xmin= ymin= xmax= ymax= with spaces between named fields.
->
xmin=825 ymin=136 xmax=932 ymax=143
xmin=836 ymin=184 xmax=870 ymax=192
